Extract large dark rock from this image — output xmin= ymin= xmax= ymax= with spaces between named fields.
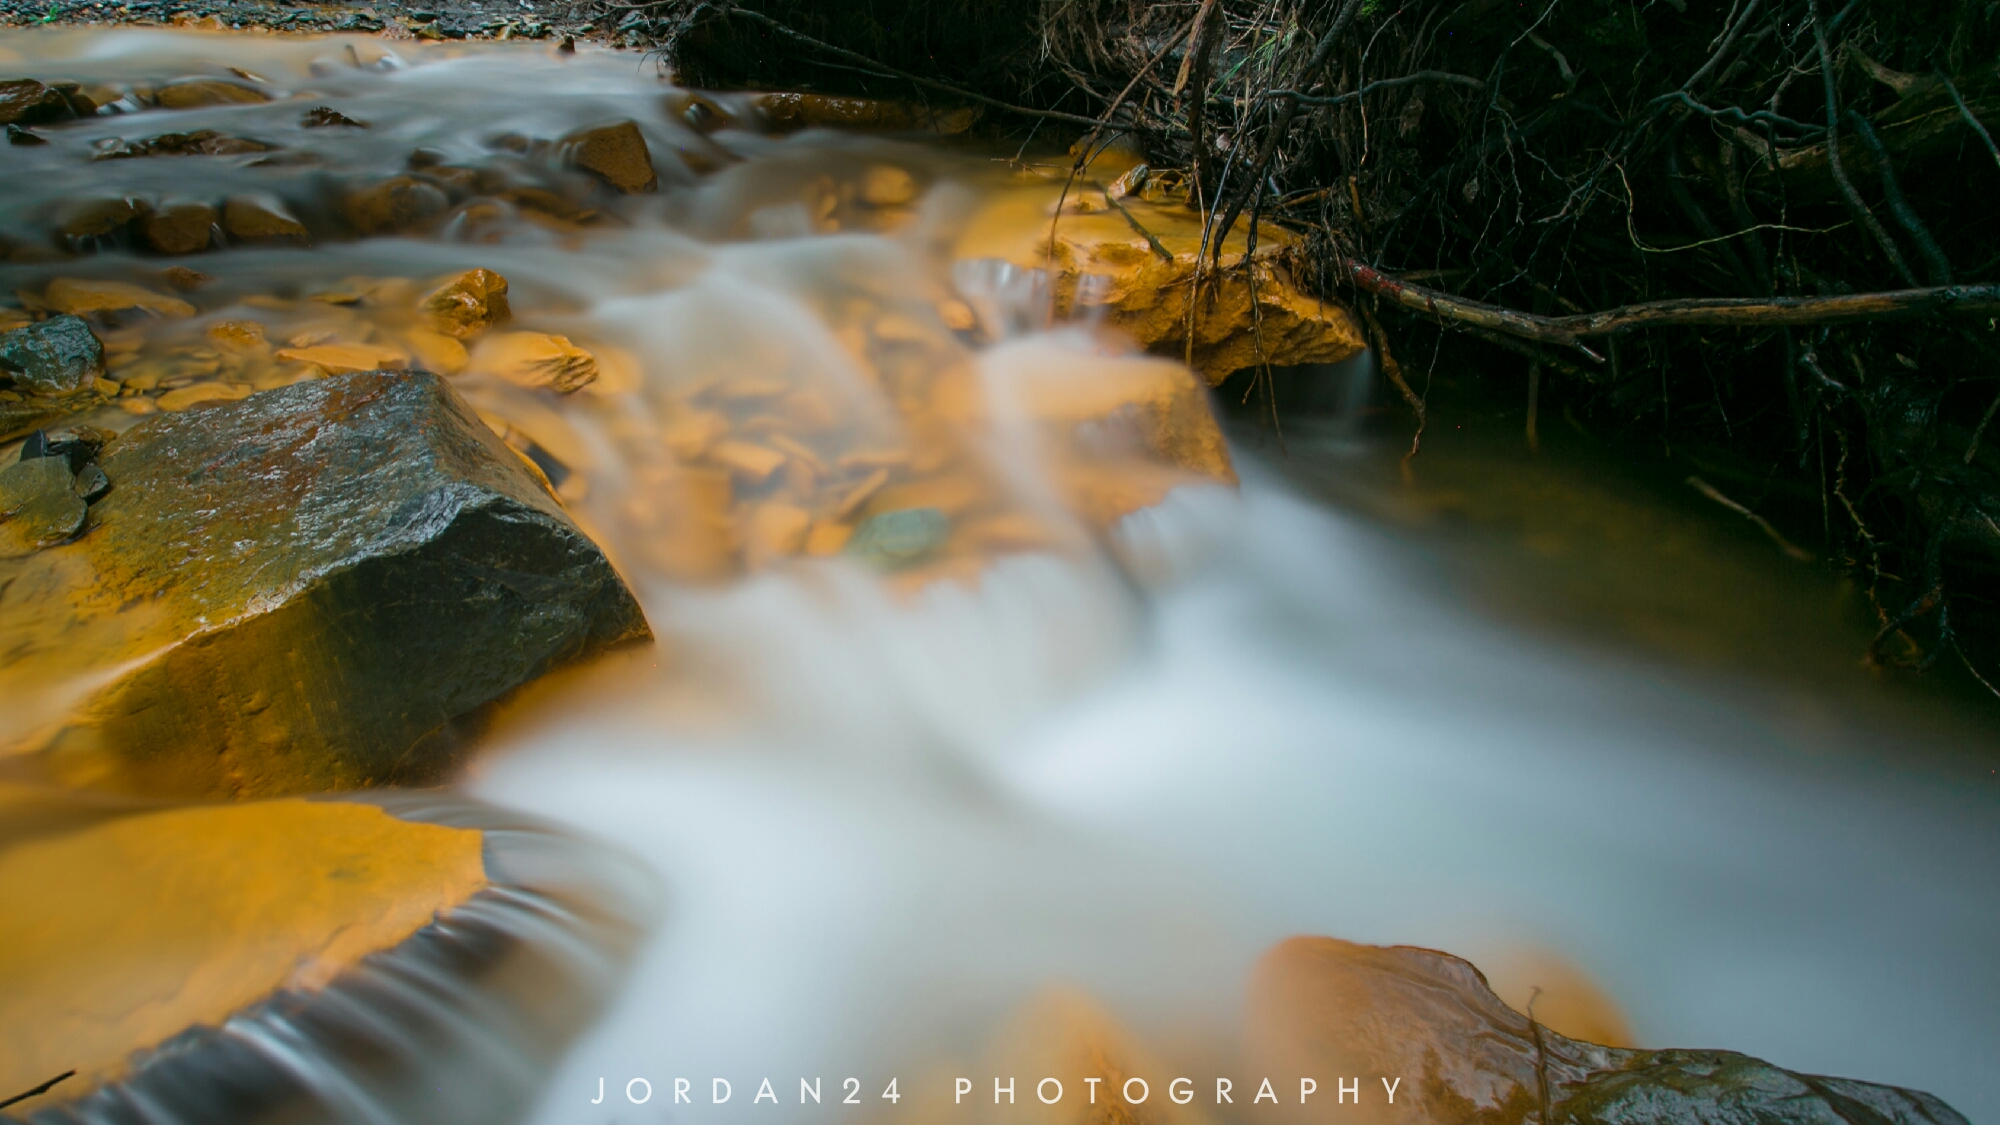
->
xmin=1249 ymin=937 xmax=1969 ymax=1125
xmin=2 ymin=369 xmax=650 ymax=798
xmin=0 ymin=315 xmax=104 ymax=397
xmin=0 ymin=79 xmax=73 ymax=127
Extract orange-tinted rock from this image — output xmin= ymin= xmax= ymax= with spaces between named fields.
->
xmin=1247 ymin=937 xmax=1970 ymax=1125
xmin=154 ymin=77 xmax=270 ymax=109
xmin=0 ymin=799 xmax=485 ymax=1097
xmin=421 ymin=268 xmax=511 ymax=339
xmin=41 ymin=278 xmax=195 ymax=319
xmin=340 ymin=176 xmax=451 ymax=236
xmin=560 ymin=120 xmax=657 ymax=193
xmin=468 ymin=331 xmax=597 ymax=392
xmin=137 ymin=198 xmax=217 ymax=255
xmin=3 ymin=370 xmax=651 ymax=797
xmin=222 ymin=193 xmax=309 ymax=241
xmin=273 ymin=342 xmax=412 ymax=375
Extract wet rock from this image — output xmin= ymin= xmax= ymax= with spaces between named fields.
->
xmin=93 ymin=130 xmax=276 ymax=159
xmin=3 ymin=370 xmax=651 ymax=797
xmin=22 ymin=424 xmax=114 ymax=472
xmin=0 ymin=455 xmax=87 ymax=558
xmin=0 ymin=315 xmax=105 ymax=397
xmin=161 ymin=266 xmax=211 ymax=292
xmin=560 ymin=120 xmax=657 ymax=193
xmin=41 ymin=278 xmax=195 ymax=319
xmin=0 ymin=78 xmax=74 ymax=127
xmin=859 ymin=165 xmax=918 ymax=207
xmin=221 ymin=193 xmax=309 ymax=241
xmin=7 ymin=123 xmax=46 ymax=146
xmin=0 ymin=799 xmax=486 ymax=1098
xmin=468 ymin=331 xmax=598 ymax=392
xmin=845 ymin=507 xmax=948 ymax=569
xmin=421 ymin=268 xmax=511 ymax=339
xmin=957 ymin=189 xmax=1366 ymax=383
xmin=137 ymin=198 xmax=217 ymax=255
xmin=154 ymin=77 xmax=270 ymax=109
xmin=340 ymin=176 xmax=451 ymax=236
xmin=72 ymin=463 xmax=110 ymax=502
xmin=272 ymin=342 xmax=410 ymax=376
xmin=155 ymin=380 xmax=252 ymax=411
xmin=56 ymin=196 xmax=143 ymax=240
xmin=1248 ymin=937 xmax=1971 ymax=1125
xmin=302 ymin=105 xmax=367 ymax=128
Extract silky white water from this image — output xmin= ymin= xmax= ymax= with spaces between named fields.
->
xmin=1 ymin=28 xmax=1996 ymax=1124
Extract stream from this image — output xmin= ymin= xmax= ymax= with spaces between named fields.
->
xmin=2 ymin=28 xmax=1997 ymax=1125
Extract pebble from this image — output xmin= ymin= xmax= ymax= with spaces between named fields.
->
xmin=844 ymin=507 xmax=948 ymax=568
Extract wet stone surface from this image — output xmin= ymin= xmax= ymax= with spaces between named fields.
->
xmin=0 ymin=313 xmax=104 ymax=396
xmin=1250 ymin=937 xmax=1972 ymax=1125
xmin=2 ymin=369 xmax=652 ymax=798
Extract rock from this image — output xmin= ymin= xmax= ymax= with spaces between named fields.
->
xmin=0 ymin=78 xmax=73 ymax=127
xmin=1247 ymin=937 xmax=1971 ymax=1125
xmin=162 ymin=266 xmax=211 ymax=291
xmin=220 ymin=193 xmax=308 ymax=242
xmin=845 ymin=507 xmax=948 ymax=568
xmin=0 ymin=799 xmax=485 ymax=1098
xmin=302 ymin=105 xmax=367 ymax=128
xmin=56 ymin=197 xmax=143 ymax=240
xmin=272 ymin=342 xmax=411 ymax=375
xmin=154 ymin=77 xmax=270 ymax=109
xmin=421 ymin=268 xmax=511 ymax=339
xmin=93 ymin=130 xmax=276 ymax=159
xmin=0 ymin=455 xmax=87 ymax=558
xmin=7 ymin=123 xmax=46 ymax=146
xmin=207 ymin=320 xmax=269 ymax=352
xmin=155 ymin=381 xmax=253 ymax=411
xmin=956 ymin=188 xmax=1366 ymax=383
xmin=939 ymin=337 xmax=1236 ymax=486
xmin=22 ymin=424 xmax=115 ymax=472
xmin=467 ymin=331 xmax=598 ymax=392
xmin=2 ymin=370 xmax=651 ymax=797
xmin=859 ymin=164 xmax=918 ymax=206
xmin=73 ymin=463 xmax=110 ymax=502
xmin=138 ymin=198 xmax=217 ymax=255
xmin=0 ymin=315 xmax=105 ymax=397
xmin=405 ymin=328 xmax=470 ymax=375
xmin=42 ymin=278 xmax=196 ymax=319
xmin=560 ymin=120 xmax=658 ymax=193
xmin=743 ymin=501 xmax=810 ymax=566
xmin=340 ymin=176 xmax=451 ymax=236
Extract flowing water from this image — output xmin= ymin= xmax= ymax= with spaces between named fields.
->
xmin=2 ymin=28 xmax=1998 ymax=1125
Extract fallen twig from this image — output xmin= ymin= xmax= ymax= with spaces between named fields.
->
xmin=1688 ymin=476 xmax=1816 ymax=561
xmin=0 ymin=1070 xmax=76 ymax=1111
xmin=1343 ymin=259 xmax=2000 ymax=351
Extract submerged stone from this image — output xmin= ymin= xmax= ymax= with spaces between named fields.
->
xmin=154 ymin=77 xmax=271 ymax=109
xmin=0 ymin=314 xmax=105 ymax=396
xmin=137 ymin=198 xmax=218 ymax=255
xmin=223 ymin=193 xmax=309 ymax=241
xmin=845 ymin=507 xmax=948 ymax=568
xmin=561 ymin=119 xmax=658 ymax=193
xmin=1249 ymin=937 xmax=1970 ymax=1125
xmin=2 ymin=370 xmax=651 ymax=797
xmin=422 ymin=268 xmax=511 ymax=339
